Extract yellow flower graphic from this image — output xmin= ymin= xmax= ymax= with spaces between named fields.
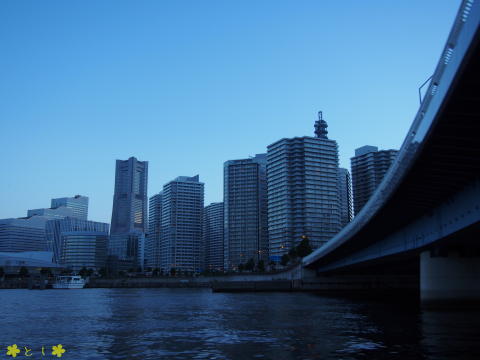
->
xmin=6 ymin=344 xmax=21 ymax=358
xmin=52 ymin=344 xmax=66 ymax=358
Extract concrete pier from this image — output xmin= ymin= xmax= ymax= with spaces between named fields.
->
xmin=420 ymin=250 xmax=480 ymax=306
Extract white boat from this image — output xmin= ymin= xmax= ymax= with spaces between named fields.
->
xmin=52 ymin=275 xmax=86 ymax=289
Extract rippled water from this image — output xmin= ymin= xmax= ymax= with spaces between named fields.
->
xmin=1 ymin=289 xmax=479 ymax=359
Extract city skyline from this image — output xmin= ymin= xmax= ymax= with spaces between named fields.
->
xmin=0 ymin=2 xmax=478 ymax=359
xmin=0 ymin=1 xmax=460 ymax=223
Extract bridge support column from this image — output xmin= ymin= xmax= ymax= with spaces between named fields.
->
xmin=301 ymin=267 xmax=317 ymax=280
xmin=420 ymin=250 xmax=480 ymax=306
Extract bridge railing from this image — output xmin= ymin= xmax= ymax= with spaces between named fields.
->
xmin=303 ymin=0 xmax=480 ymax=267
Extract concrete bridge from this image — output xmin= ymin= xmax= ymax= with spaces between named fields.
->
xmin=214 ymin=0 xmax=480 ymax=304
xmin=300 ymin=0 xmax=480 ymax=304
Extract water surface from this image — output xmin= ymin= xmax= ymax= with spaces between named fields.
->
xmin=1 ymin=289 xmax=479 ymax=359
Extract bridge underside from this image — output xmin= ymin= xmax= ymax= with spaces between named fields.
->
xmin=308 ymin=179 xmax=480 ymax=274
xmin=302 ymin=6 xmax=480 ymax=305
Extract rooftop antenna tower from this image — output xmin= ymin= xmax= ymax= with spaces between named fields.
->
xmin=314 ymin=111 xmax=328 ymax=139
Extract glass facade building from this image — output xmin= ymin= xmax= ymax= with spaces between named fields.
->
xmin=110 ymin=157 xmax=148 ymax=235
xmin=62 ymin=232 xmax=108 ymax=271
xmin=267 ymin=112 xmax=341 ymax=259
xmin=107 ymin=232 xmax=144 ymax=270
xmin=160 ymin=175 xmax=204 ymax=273
xmin=27 ymin=206 xmax=74 ymax=220
xmin=109 ymin=157 xmax=148 ymax=271
xmin=204 ymin=202 xmax=224 ymax=272
xmin=338 ymin=168 xmax=353 ymax=229
xmin=51 ymin=195 xmax=89 ymax=220
xmin=45 ymin=217 xmax=109 ymax=264
xmin=146 ymin=192 xmax=163 ymax=269
xmin=351 ymin=146 xmax=398 ymax=215
xmin=0 ymin=217 xmax=49 ymax=252
xmin=224 ymin=154 xmax=268 ymax=270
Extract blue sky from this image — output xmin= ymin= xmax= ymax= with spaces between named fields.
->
xmin=0 ymin=1 xmax=460 ymax=223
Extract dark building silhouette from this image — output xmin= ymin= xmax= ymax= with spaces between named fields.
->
xmin=351 ymin=146 xmax=398 ymax=215
xmin=204 ymin=202 xmax=224 ymax=272
xmin=224 ymin=154 xmax=268 ymax=270
xmin=145 ymin=192 xmax=162 ymax=269
xmin=338 ymin=168 xmax=353 ymax=228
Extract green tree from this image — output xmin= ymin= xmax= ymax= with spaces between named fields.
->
xmin=0 ymin=267 xmax=4 ymax=278
xmin=288 ymin=247 xmax=298 ymax=259
xmin=296 ymin=236 xmax=313 ymax=257
xmin=269 ymin=261 xmax=276 ymax=271
xmin=19 ymin=266 xmax=29 ymax=277
xmin=280 ymin=254 xmax=290 ymax=267
xmin=79 ymin=267 xmax=89 ymax=278
xmin=238 ymin=263 xmax=244 ymax=272
xmin=257 ymin=260 xmax=265 ymax=272
xmin=170 ymin=267 xmax=176 ymax=276
xmin=244 ymin=258 xmax=255 ymax=271
xmin=99 ymin=267 xmax=107 ymax=277
xmin=40 ymin=268 xmax=52 ymax=277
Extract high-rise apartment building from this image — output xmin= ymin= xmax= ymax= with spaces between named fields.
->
xmin=351 ymin=146 xmax=398 ymax=215
xmin=224 ymin=154 xmax=268 ymax=270
xmin=204 ymin=202 xmax=224 ymax=272
xmin=267 ymin=112 xmax=341 ymax=260
xmin=160 ymin=175 xmax=204 ymax=273
xmin=338 ymin=168 xmax=353 ymax=229
xmin=110 ymin=157 xmax=148 ymax=235
xmin=146 ymin=192 xmax=162 ymax=269
xmin=51 ymin=195 xmax=89 ymax=220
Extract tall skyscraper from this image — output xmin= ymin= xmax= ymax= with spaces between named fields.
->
xmin=110 ymin=157 xmax=148 ymax=235
xmin=45 ymin=217 xmax=109 ymax=264
xmin=108 ymin=157 xmax=148 ymax=271
xmin=351 ymin=146 xmax=398 ymax=215
xmin=224 ymin=154 xmax=268 ymax=270
xmin=51 ymin=195 xmax=89 ymax=220
xmin=160 ymin=175 xmax=204 ymax=273
xmin=267 ymin=112 xmax=341 ymax=260
xmin=145 ymin=192 xmax=163 ymax=269
xmin=338 ymin=168 xmax=353 ymax=229
xmin=204 ymin=202 xmax=224 ymax=272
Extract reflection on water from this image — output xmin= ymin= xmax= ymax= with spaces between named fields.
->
xmin=1 ymin=289 xmax=479 ymax=359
